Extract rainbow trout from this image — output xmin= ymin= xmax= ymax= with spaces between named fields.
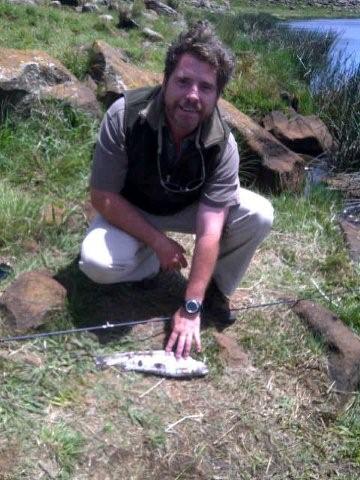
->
xmin=95 ymin=350 xmax=209 ymax=378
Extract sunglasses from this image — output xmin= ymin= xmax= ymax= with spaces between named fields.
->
xmin=156 ymin=126 xmax=205 ymax=194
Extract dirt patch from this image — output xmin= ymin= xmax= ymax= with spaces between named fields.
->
xmin=0 ymin=444 xmax=19 ymax=480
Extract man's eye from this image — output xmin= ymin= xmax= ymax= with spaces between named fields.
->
xmin=177 ymin=78 xmax=189 ymax=86
xmin=201 ymin=84 xmax=214 ymax=92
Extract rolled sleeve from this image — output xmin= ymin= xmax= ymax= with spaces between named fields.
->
xmin=90 ymin=98 xmax=128 ymax=193
xmin=201 ymin=132 xmax=241 ymax=208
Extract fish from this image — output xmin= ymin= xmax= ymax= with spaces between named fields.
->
xmin=95 ymin=350 xmax=209 ymax=378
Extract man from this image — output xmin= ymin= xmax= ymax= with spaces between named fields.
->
xmin=79 ymin=21 xmax=273 ymax=359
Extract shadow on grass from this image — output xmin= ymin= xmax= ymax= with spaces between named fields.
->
xmin=54 ymin=258 xmax=188 ymax=345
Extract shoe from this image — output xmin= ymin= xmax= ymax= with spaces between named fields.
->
xmin=204 ymin=280 xmax=237 ymax=328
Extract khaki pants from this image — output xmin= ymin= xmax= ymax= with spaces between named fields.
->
xmin=79 ymin=188 xmax=273 ymax=297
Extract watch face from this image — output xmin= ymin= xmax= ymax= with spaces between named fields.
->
xmin=185 ymin=299 xmax=201 ymax=314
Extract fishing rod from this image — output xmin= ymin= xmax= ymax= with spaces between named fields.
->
xmin=0 ymin=286 xmax=358 ymax=343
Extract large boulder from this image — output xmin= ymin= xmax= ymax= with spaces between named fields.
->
xmin=144 ymin=0 xmax=179 ymax=17
xmin=89 ymin=40 xmax=161 ymax=107
xmin=1 ymin=271 xmax=67 ymax=333
xmin=0 ymin=47 xmax=101 ymax=117
xmin=262 ymin=110 xmax=335 ymax=156
xmin=219 ymin=99 xmax=305 ymax=192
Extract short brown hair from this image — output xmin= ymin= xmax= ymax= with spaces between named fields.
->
xmin=164 ymin=21 xmax=235 ymax=94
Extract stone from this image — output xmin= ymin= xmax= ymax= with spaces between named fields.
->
xmin=292 ymin=300 xmax=360 ymax=392
xmin=1 ymin=271 xmax=67 ymax=332
xmin=98 ymin=14 xmax=114 ymax=22
xmin=213 ymin=332 xmax=253 ymax=372
xmin=83 ymin=73 xmax=98 ymax=92
xmin=7 ymin=0 xmax=38 ymax=4
xmin=219 ymin=99 xmax=305 ymax=193
xmin=339 ymin=219 xmax=360 ymax=262
xmin=82 ymin=3 xmax=99 ymax=12
xmin=142 ymin=27 xmax=164 ymax=42
xmin=59 ymin=0 xmax=79 ymax=5
xmin=262 ymin=110 xmax=335 ymax=156
xmin=50 ymin=1 xmax=62 ymax=7
xmin=89 ymin=40 xmax=161 ymax=107
xmin=118 ymin=14 xmax=140 ymax=30
xmin=144 ymin=0 xmax=178 ymax=17
xmin=142 ymin=10 xmax=159 ymax=21
xmin=41 ymin=81 xmax=102 ymax=117
xmin=0 ymin=47 xmax=101 ymax=118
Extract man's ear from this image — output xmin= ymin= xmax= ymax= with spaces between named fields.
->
xmin=161 ymin=77 xmax=168 ymax=90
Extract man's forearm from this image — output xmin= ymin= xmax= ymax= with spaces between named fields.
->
xmin=91 ymin=188 xmax=187 ymax=271
xmin=91 ymin=188 xmax=165 ymax=250
xmin=185 ymin=234 xmax=220 ymax=301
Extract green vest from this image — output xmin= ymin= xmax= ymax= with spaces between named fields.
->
xmin=121 ymin=86 xmax=230 ymax=215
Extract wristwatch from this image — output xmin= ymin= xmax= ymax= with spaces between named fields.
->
xmin=183 ymin=299 xmax=202 ymax=315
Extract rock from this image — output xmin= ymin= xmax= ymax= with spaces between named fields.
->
xmin=1 ymin=271 xmax=67 ymax=332
xmin=262 ymin=110 xmax=335 ymax=156
xmin=0 ymin=47 xmax=101 ymax=118
xmin=82 ymin=3 xmax=99 ymax=12
xmin=50 ymin=0 xmax=62 ymax=6
xmin=7 ymin=0 xmax=38 ymax=4
xmin=89 ymin=40 xmax=161 ymax=107
xmin=219 ymin=99 xmax=305 ymax=193
xmin=83 ymin=73 xmax=98 ymax=93
xmin=98 ymin=14 xmax=114 ymax=22
xmin=144 ymin=0 xmax=178 ymax=17
xmin=59 ymin=0 xmax=79 ymax=5
xmin=118 ymin=12 xmax=140 ymax=30
xmin=41 ymin=81 xmax=102 ymax=117
xmin=142 ymin=10 xmax=159 ymax=21
xmin=292 ymin=300 xmax=360 ymax=392
xmin=339 ymin=219 xmax=360 ymax=262
xmin=142 ymin=27 xmax=164 ymax=42
xmin=213 ymin=332 xmax=253 ymax=372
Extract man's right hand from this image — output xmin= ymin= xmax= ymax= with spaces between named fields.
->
xmin=152 ymin=236 xmax=188 ymax=271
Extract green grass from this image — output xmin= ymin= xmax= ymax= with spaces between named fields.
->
xmin=41 ymin=422 xmax=85 ymax=478
xmin=0 ymin=1 xmax=359 ymax=478
xmin=0 ymin=104 xmax=97 ymax=198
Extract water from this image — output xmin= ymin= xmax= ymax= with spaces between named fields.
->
xmin=287 ymin=18 xmax=360 ymax=73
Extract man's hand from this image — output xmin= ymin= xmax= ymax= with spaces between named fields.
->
xmin=152 ymin=236 xmax=188 ymax=271
xmin=165 ymin=308 xmax=201 ymax=358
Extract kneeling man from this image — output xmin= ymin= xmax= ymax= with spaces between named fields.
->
xmin=80 ymin=21 xmax=274 ymax=358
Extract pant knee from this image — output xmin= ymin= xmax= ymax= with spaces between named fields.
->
xmin=79 ymin=259 xmax=133 ymax=284
xmin=255 ymin=199 xmax=274 ymax=236
xmin=79 ymin=250 xmax=136 ymax=284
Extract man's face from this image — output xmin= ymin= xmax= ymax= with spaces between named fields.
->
xmin=163 ymin=53 xmax=219 ymax=142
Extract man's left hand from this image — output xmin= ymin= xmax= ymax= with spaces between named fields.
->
xmin=165 ymin=308 xmax=201 ymax=359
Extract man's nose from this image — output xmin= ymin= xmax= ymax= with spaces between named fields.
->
xmin=187 ymin=83 xmax=200 ymax=100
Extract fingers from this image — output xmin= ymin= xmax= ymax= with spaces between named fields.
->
xmin=165 ymin=331 xmax=178 ymax=353
xmin=194 ymin=329 xmax=202 ymax=353
xmin=175 ymin=334 xmax=187 ymax=359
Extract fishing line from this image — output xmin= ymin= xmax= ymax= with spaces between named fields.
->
xmin=0 ymin=286 xmax=358 ymax=344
